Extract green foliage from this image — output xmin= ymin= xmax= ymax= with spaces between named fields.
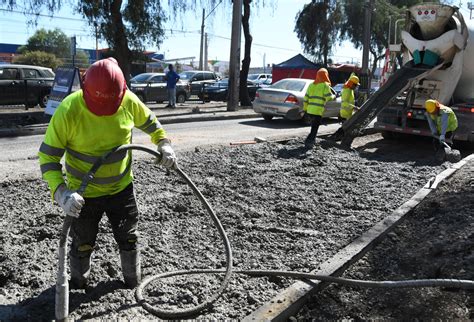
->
xmin=294 ymin=0 xmax=342 ymax=65
xmin=13 ymin=50 xmax=62 ymax=70
xmin=17 ymin=28 xmax=71 ymax=59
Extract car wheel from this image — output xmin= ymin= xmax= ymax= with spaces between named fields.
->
xmin=176 ymin=93 xmax=186 ymax=104
xmin=262 ymin=114 xmax=274 ymax=121
xmin=156 ymin=100 xmax=164 ymax=104
xmin=136 ymin=93 xmax=146 ymax=103
xmin=39 ymin=92 xmax=49 ymax=108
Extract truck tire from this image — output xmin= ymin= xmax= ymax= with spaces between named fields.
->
xmin=176 ymin=92 xmax=186 ymax=104
xmin=39 ymin=92 xmax=49 ymax=108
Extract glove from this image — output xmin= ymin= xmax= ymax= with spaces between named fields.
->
xmin=157 ymin=139 xmax=177 ymax=169
xmin=439 ymin=134 xmax=445 ymax=143
xmin=54 ymin=184 xmax=85 ymax=218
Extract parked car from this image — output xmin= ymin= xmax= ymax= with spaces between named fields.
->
xmin=253 ymin=78 xmax=340 ymax=121
xmin=178 ymin=71 xmax=219 ymax=98
xmin=247 ymin=73 xmax=272 ymax=84
xmin=0 ymin=64 xmax=55 ymax=108
xmin=129 ymin=72 xmax=190 ymax=104
xmin=201 ymin=78 xmax=260 ymax=102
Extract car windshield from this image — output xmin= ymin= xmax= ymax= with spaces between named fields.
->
xmin=131 ymin=74 xmax=152 ymax=82
xmin=42 ymin=69 xmax=55 ymax=78
xmin=179 ymin=72 xmax=196 ymax=80
xmin=247 ymin=74 xmax=259 ymax=81
xmin=270 ymin=79 xmax=307 ymax=92
xmin=216 ymin=79 xmax=229 ymax=85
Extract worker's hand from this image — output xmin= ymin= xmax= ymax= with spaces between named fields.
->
xmin=439 ymin=134 xmax=446 ymax=143
xmin=54 ymin=184 xmax=84 ymax=218
xmin=157 ymin=139 xmax=177 ymax=169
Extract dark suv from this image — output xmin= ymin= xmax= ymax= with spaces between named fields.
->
xmin=129 ymin=72 xmax=190 ymax=104
xmin=179 ymin=71 xmax=219 ymax=98
xmin=0 ymin=64 xmax=55 ymax=109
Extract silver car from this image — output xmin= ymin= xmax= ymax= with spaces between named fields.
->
xmin=253 ymin=78 xmax=340 ymax=121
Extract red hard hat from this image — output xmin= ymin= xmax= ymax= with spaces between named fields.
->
xmin=82 ymin=57 xmax=126 ymax=116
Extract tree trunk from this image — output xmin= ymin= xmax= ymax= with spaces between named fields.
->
xmin=239 ymin=0 xmax=252 ymax=107
xmin=110 ymin=0 xmax=132 ymax=84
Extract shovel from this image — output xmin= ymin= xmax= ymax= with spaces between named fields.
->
xmin=434 ymin=137 xmax=462 ymax=163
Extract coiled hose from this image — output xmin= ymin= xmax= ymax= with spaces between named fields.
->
xmin=60 ymin=144 xmax=474 ymax=320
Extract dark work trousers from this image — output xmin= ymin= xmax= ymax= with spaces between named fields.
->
xmin=70 ymin=183 xmax=139 ymax=260
xmin=305 ymin=114 xmax=323 ymax=144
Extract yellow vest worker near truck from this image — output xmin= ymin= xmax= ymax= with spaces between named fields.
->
xmin=303 ymin=68 xmax=336 ymax=148
xmin=425 ymin=99 xmax=458 ymax=144
xmin=38 ymin=58 xmax=177 ymax=289
xmin=339 ymin=74 xmax=360 ymax=122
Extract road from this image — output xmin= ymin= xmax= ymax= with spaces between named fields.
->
xmin=0 ymin=117 xmax=341 ymax=181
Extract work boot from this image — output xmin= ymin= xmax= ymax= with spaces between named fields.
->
xmin=70 ymin=255 xmax=91 ymax=289
xmin=120 ymin=249 xmax=141 ymax=288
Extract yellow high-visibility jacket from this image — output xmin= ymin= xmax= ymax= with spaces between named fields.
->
xmin=304 ymin=82 xmax=335 ymax=116
xmin=340 ymin=87 xmax=355 ymax=120
xmin=430 ymin=106 xmax=458 ymax=134
xmin=38 ymin=90 xmax=167 ymax=198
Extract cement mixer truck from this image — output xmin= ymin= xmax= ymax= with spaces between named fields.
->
xmin=335 ymin=3 xmax=474 ymax=146
xmin=375 ymin=3 xmax=474 ymax=142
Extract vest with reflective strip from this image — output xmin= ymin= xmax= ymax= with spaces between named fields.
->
xmin=431 ymin=106 xmax=458 ymax=133
xmin=340 ymin=87 xmax=355 ymax=119
xmin=304 ymin=82 xmax=334 ymax=116
xmin=38 ymin=90 xmax=166 ymax=198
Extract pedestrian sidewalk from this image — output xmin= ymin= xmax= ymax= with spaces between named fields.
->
xmin=0 ymin=103 xmax=259 ymax=138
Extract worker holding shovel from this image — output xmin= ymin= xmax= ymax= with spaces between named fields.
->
xmin=38 ymin=58 xmax=177 ymax=289
xmin=425 ymin=99 xmax=458 ymax=145
xmin=303 ymin=68 xmax=336 ymax=148
xmin=339 ymin=73 xmax=360 ymax=123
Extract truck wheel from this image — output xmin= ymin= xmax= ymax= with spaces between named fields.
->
xmin=39 ymin=93 xmax=49 ymax=108
xmin=262 ymin=114 xmax=274 ymax=121
xmin=177 ymin=93 xmax=186 ymax=104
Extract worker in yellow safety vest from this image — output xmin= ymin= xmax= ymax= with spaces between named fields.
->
xmin=303 ymin=68 xmax=336 ymax=148
xmin=38 ymin=58 xmax=177 ymax=289
xmin=339 ymin=74 xmax=360 ymax=123
xmin=425 ymin=99 xmax=458 ymax=145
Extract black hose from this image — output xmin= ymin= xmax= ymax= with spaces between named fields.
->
xmin=77 ymin=144 xmax=233 ymax=319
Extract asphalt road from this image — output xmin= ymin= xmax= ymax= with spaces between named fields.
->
xmin=0 ymin=117 xmax=342 ymax=182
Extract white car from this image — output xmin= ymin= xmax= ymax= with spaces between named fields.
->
xmin=253 ymin=78 xmax=340 ymax=121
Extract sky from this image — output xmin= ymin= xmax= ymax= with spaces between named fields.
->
xmin=0 ymin=1 xmax=472 ymax=68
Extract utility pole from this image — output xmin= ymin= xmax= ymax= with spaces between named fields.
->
xmin=204 ymin=33 xmax=208 ymax=71
xmin=361 ymin=0 xmax=373 ymax=92
xmin=199 ymin=9 xmax=205 ymax=70
xmin=227 ymin=0 xmax=242 ymax=111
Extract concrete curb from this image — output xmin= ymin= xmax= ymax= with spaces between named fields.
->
xmin=244 ymin=153 xmax=474 ymax=321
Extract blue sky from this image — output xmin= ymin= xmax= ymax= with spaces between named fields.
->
xmin=1 ymin=1 xmax=472 ymax=67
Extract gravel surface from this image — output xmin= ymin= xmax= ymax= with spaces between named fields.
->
xmin=0 ymin=134 xmax=468 ymax=320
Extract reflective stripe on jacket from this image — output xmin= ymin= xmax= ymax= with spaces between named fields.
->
xmin=430 ymin=106 xmax=458 ymax=134
xmin=340 ymin=87 xmax=355 ymax=120
xmin=38 ymin=90 xmax=167 ymax=198
xmin=303 ymin=82 xmax=335 ymax=116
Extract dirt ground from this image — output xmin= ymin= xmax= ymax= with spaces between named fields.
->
xmin=0 ymin=133 xmax=472 ymax=320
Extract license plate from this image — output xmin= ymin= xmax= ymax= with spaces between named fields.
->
xmin=262 ymin=106 xmax=277 ymax=113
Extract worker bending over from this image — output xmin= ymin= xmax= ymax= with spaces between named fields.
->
xmin=425 ymin=99 xmax=458 ymax=145
xmin=303 ymin=68 xmax=336 ymax=148
xmin=38 ymin=58 xmax=176 ymax=289
xmin=339 ymin=74 xmax=360 ymax=123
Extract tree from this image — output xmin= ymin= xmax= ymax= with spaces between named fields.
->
xmin=13 ymin=50 xmax=62 ymax=69
xmin=239 ymin=0 xmax=253 ymax=107
xmin=17 ymin=28 xmax=70 ymax=59
xmin=294 ymin=0 xmax=342 ymax=65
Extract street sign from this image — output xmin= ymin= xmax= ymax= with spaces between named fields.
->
xmin=44 ymin=67 xmax=81 ymax=116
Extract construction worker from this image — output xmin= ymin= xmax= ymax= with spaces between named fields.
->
xmin=303 ymin=68 xmax=336 ymax=148
xmin=38 ymin=58 xmax=176 ymax=289
xmin=425 ymin=99 xmax=458 ymax=145
xmin=339 ymin=74 xmax=360 ymax=123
